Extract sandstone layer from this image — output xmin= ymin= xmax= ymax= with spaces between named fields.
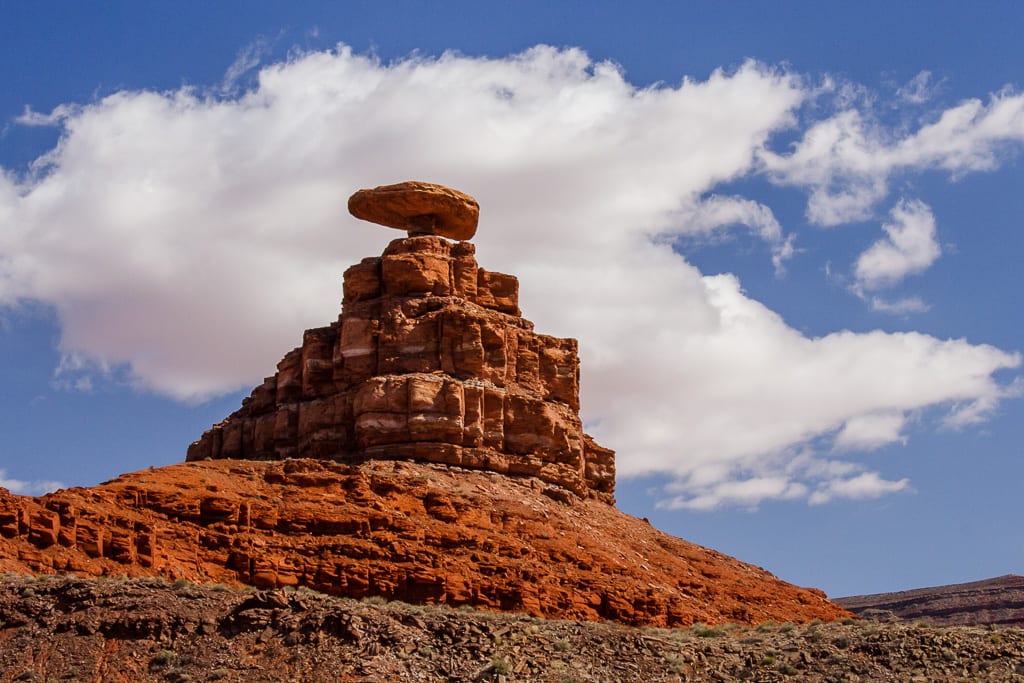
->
xmin=186 ymin=235 xmax=615 ymax=503
xmin=0 ymin=458 xmax=848 ymax=627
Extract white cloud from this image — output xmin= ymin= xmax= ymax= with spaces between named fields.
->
xmin=222 ymin=37 xmax=272 ymax=94
xmin=855 ymin=199 xmax=941 ymax=289
xmin=868 ymin=295 xmax=930 ymax=315
xmin=809 ymin=472 xmax=910 ymax=506
xmin=15 ymin=103 xmax=78 ymax=127
xmin=943 ymin=377 xmax=1024 ymax=430
xmin=761 ymin=88 xmax=1024 ymax=225
xmin=673 ymin=195 xmax=783 ymax=242
xmin=833 ymin=412 xmax=907 ymax=451
xmin=671 ymin=194 xmax=794 ymax=274
xmin=661 ymin=476 xmax=807 ymax=511
xmin=0 ymin=45 xmax=1020 ymax=509
xmin=897 ymin=71 xmax=940 ymax=105
xmin=0 ymin=470 xmax=64 ymax=496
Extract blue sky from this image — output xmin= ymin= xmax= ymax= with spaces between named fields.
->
xmin=2 ymin=2 xmax=1023 ymax=598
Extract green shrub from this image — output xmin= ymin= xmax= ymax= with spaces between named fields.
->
xmin=665 ymin=654 xmax=687 ymax=674
xmin=490 ymin=655 xmax=512 ymax=675
xmin=150 ymin=649 xmax=176 ymax=667
xmin=690 ymin=622 xmax=727 ymax=638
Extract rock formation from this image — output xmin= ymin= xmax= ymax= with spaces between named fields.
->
xmin=0 ymin=182 xmax=852 ymax=627
xmin=348 ymin=181 xmax=480 ymax=240
xmin=186 ymin=182 xmax=614 ymax=503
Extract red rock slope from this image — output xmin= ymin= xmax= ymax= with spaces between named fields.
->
xmin=0 ymin=458 xmax=848 ymax=627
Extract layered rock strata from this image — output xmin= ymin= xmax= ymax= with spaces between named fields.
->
xmin=186 ymin=235 xmax=615 ymax=502
xmin=0 ymin=458 xmax=850 ymax=627
xmin=837 ymin=575 xmax=1024 ymax=626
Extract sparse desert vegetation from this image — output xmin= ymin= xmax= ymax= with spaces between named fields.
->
xmin=1 ymin=575 xmax=1022 ymax=682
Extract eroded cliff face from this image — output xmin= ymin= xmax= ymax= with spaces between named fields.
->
xmin=186 ymin=236 xmax=614 ymax=502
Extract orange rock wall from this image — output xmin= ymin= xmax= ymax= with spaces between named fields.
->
xmin=187 ymin=237 xmax=614 ymax=501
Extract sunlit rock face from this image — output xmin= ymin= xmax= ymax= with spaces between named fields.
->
xmin=188 ymin=184 xmax=615 ymax=502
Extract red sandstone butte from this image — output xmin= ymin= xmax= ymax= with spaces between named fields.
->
xmin=0 ymin=183 xmax=851 ymax=626
xmin=186 ymin=234 xmax=615 ymax=504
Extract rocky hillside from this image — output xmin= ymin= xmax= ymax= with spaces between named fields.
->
xmin=1 ymin=575 xmax=1022 ymax=682
xmin=0 ymin=458 xmax=847 ymax=627
xmin=837 ymin=575 xmax=1024 ymax=626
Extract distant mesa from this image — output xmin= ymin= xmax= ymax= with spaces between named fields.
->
xmin=836 ymin=574 xmax=1024 ymax=626
xmin=348 ymin=181 xmax=480 ymax=241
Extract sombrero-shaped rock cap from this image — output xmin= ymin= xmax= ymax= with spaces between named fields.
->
xmin=348 ymin=181 xmax=479 ymax=241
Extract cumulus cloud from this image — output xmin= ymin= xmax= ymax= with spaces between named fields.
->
xmin=855 ymin=199 xmax=941 ymax=289
xmin=0 ymin=45 xmax=1020 ymax=509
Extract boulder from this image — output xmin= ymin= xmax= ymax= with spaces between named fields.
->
xmin=348 ymin=181 xmax=479 ymax=240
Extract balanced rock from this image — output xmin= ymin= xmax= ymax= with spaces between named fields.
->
xmin=348 ymin=181 xmax=480 ymax=240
